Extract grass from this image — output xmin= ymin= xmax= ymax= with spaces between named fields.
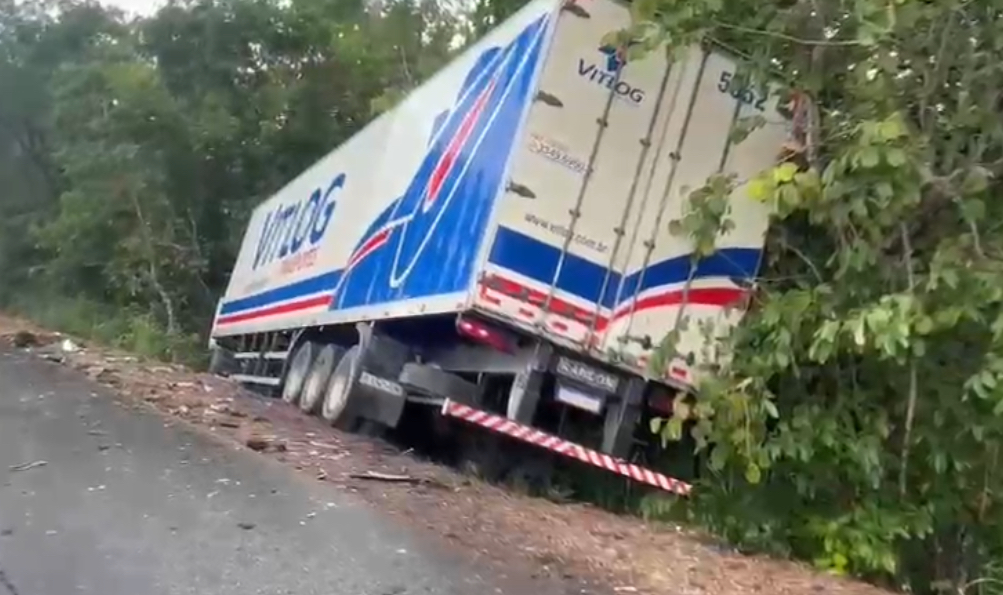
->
xmin=3 ymin=292 xmax=206 ymax=368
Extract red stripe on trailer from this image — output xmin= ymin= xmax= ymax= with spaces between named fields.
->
xmin=215 ymin=295 xmax=332 ymax=326
xmin=440 ymin=399 xmax=692 ymax=496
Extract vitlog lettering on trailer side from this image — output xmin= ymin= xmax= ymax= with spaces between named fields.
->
xmin=576 ymin=45 xmax=645 ymax=105
xmin=252 ymin=173 xmax=346 ymax=271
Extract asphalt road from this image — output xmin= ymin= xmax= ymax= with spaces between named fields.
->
xmin=0 ymin=348 xmax=585 ymax=595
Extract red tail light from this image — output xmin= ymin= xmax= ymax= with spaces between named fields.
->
xmin=456 ymin=317 xmax=516 ymax=353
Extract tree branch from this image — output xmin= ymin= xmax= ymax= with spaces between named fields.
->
xmin=128 ymin=187 xmax=178 ymax=335
xmin=778 ymin=228 xmax=824 ymax=283
xmin=398 ymin=45 xmax=414 ymax=88
xmin=898 ymin=222 xmax=918 ymax=498
xmin=712 ymin=20 xmax=863 ymax=47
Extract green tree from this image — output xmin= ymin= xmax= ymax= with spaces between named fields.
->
xmin=0 ymin=0 xmax=124 ymax=301
xmin=0 ymin=0 xmax=505 ymax=351
xmin=634 ymin=0 xmax=1003 ymax=591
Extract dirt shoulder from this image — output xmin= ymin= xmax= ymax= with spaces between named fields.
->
xmin=0 ymin=313 xmax=895 ymax=595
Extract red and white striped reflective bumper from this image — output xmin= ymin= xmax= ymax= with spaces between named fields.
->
xmin=440 ymin=399 xmax=692 ymax=496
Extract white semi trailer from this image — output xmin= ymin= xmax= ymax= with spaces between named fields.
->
xmin=208 ymin=0 xmax=796 ymax=495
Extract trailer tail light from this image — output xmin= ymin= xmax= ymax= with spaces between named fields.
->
xmin=456 ymin=316 xmax=516 ymax=353
xmin=647 ymin=388 xmax=675 ymax=416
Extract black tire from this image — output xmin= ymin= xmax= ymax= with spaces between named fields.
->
xmin=321 ymin=345 xmax=362 ymax=426
xmin=503 ymin=451 xmax=555 ymax=494
xmin=354 ymin=419 xmax=385 ymax=438
xmin=506 ymin=369 xmax=542 ymax=423
xmin=299 ymin=344 xmax=346 ymax=414
xmin=208 ymin=346 xmax=235 ymax=376
xmin=280 ymin=341 xmax=317 ymax=405
xmin=459 ymin=431 xmax=507 ymax=482
xmin=602 ymin=400 xmax=641 ymax=458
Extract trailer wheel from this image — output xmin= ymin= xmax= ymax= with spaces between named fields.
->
xmin=459 ymin=431 xmax=507 ymax=483
xmin=300 ymin=344 xmax=346 ymax=414
xmin=504 ymin=451 xmax=554 ymax=494
xmin=601 ymin=377 xmax=645 ymax=458
xmin=506 ymin=369 xmax=543 ymax=424
xmin=280 ymin=341 xmax=317 ymax=405
xmin=322 ymin=345 xmax=362 ymax=426
xmin=208 ymin=345 xmax=236 ymax=376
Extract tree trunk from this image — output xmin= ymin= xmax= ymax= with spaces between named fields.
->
xmin=129 ymin=190 xmax=179 ymax=336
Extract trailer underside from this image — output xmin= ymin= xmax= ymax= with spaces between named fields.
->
xmin=209 ymin=312 xmax=692 ymax=496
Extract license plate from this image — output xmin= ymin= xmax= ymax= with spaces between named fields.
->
xmin=555 ymin=356 xmax=619 ymax=393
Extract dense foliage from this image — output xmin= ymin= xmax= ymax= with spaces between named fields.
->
xmin=634 ymin=0 xmax=1003 ymax=591
xmin=1 ymin=0 xmax=1001 ymax=592
xmin=0 ymin=0 xmax=493 ymax=358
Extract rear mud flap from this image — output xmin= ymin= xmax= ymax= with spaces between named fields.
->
xmin=346 ymin=371 xmax=407 ymax=428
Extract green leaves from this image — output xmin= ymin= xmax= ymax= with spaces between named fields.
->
xmin=669 ymin=173 xmax=736 ymax=257
xmin=850 ymin=144 xmax=908 ymax=171
xmin=6 ymin=0 xmax=1003 ymax=589
xmin=729 ymin=114 xmax=766 ymax=145
xmin=639 ymin=0 xmax=1003 ymax=584
xmin=773 ymin=162 xmax=799 ymax=184
xmin=746 ymin=164 xmax=820 ymax=218
xmin=809 ymin=502 xmax=913 ymax=576
xmin=0 ymin=0 xmax=501 ymax=341
xmin=962 ymin=166 xmax=991 ymax=196
xmin=876 ymin=117 xmax=907 ymax=141
xmin=629 ymin=0 xmax=660 ymax=22
xmin=856 ymin=146 xmax=881 ymax=169
xmin=850 ymin=115 xmax=914 ymax=174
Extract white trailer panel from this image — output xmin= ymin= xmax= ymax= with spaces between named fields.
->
xmin=211 ymin=0 xmax=559 ymax=337
xmin=473 ymin=0 xmax=795 ymax=387
xmin=212 ymin=0 xmax=795 ymax=389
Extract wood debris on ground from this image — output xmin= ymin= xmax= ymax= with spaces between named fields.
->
xmin=349 ymin=471 xmax=422 ymax=483
xmin=0 ymin=312 xmax=896 ymax=595
xmin=9 ymin=460 xmax=47 ymax=472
